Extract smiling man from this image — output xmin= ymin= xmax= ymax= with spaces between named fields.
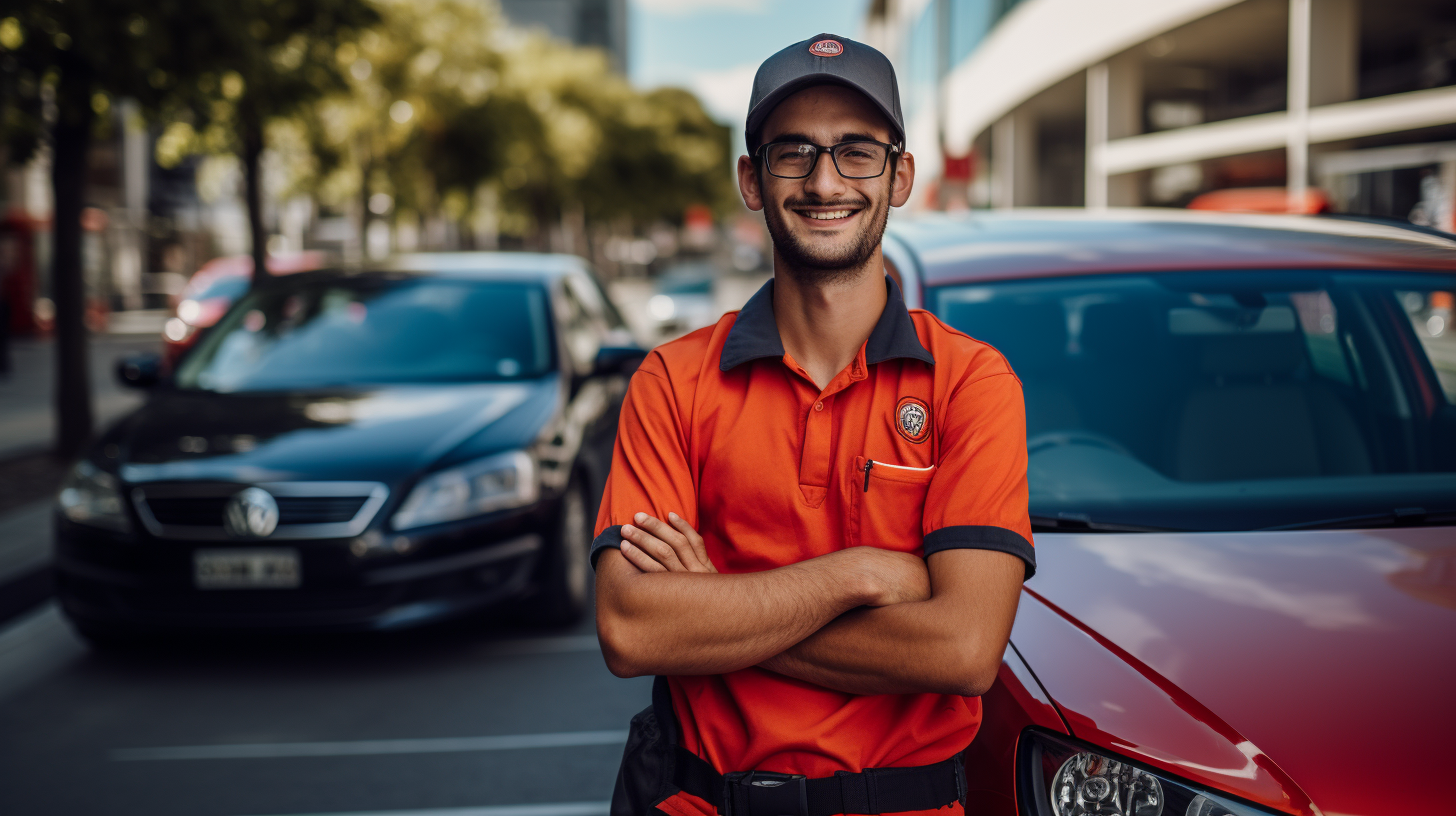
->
xmin=592 ymin=34 xmax=1034 ymax=816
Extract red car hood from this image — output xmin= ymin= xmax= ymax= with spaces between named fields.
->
xmin=1016 ymin=527 xmax=1455 ymax=816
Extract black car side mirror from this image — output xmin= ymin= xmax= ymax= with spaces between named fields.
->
xmin=592 ymin=345 xmax=647 ymax=377
xmin=116 ymin=352 xmax=163 ymax=388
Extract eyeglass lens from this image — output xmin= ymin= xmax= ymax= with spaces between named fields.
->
xmin=765 ymin=142 xmax=889 ymax=179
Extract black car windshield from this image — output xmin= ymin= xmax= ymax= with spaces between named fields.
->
xmin=931 ymin=271 xmax=1456 ymax=531
xmin=176 ymin=276 xmax=554 ymax=391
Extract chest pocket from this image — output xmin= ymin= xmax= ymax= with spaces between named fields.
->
xmin=850 ymin=455 xmax=935 ymax=553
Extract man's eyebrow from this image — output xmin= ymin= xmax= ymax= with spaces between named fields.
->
xmin=764 ymin=132 xmax=814 ymax=144
xmin=763 ymin=131 xmax=886 ymax=145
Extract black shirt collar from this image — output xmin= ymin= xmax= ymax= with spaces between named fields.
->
xmin=719 ymin=275 xmax=934 ymax=371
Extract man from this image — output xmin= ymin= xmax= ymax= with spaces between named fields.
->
xmin=592 ymin=33 xmax=1033 ymax=816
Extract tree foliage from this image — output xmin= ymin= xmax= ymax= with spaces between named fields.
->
xmin=0 ymin=0 xmax=376 ymax=455
xmin=286 ymin=0 xmax=734 ymax=244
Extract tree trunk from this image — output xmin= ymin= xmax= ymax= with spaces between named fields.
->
xmin=241 ymin=109 xmax=270 ymax=288
xmin=358 ymin=157 xmax=372 ymax=257
xmin=51 ymin=82 xmax=95 ymax=461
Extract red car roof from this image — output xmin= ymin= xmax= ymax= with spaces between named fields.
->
xmin=890 ymin=209 xmax=1456 ymax=286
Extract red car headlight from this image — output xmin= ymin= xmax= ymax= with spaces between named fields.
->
xmin=1019 ymin=731 xmax=1282 ymax=816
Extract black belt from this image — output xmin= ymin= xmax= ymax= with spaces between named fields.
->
xmin=672 ymin=745 xmax=966 ymax=816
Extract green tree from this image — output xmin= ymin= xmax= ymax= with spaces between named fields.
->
xmin=289 ymin=0 xmax=733 ymax=253
xmin=0 ymin=0 xmax=177 ymax=458
xmin=0 ymin=0 xmax=373 ymax=458
xmin=148 ymin=0 xmax=376 ymax=283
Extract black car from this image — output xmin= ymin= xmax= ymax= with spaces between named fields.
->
xmin=55 ymin=253 xmax=645 ymax=641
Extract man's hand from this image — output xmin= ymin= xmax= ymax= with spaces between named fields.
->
xmin=613 ymin=512 xmax=1018 ymax=696
xmin=619 ymin=513 xmax=930 ymax=607
xmin=620 ymin=512 xmax=717 ymax=573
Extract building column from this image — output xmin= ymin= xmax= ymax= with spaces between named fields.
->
xmin=993 ymin=110 xmax=1037 ymax=209
xmin=1087 ymin=55 xmax=1142 ymax=208
xmin=1441 ymin=159 xmax=1456 ymax=233
xmin=992 ymin=115 xmax=1016 ymax=209
xmin=115 ymin=100 xmax=148 ymax=312
xmin=1289 ymin=0 xmax=1358 ymax=207
xmin=1086 ymin=64 xmax=1110 ymax=209
xmin=1287 ymin=0 xmax=1311 ymax=206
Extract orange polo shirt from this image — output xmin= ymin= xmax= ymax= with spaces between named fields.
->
xmin=592 ymin=277 xmax=1034 ymax=816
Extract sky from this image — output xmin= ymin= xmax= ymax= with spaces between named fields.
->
xmin=628 ymin=0 xmax=871 ymax=136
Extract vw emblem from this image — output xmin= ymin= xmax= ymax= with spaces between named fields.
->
xmin=224 ymin=487 xmax=279 ymax=538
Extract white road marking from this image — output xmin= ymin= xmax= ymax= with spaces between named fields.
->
xmin=237 ymin=802 xmax=611 ymax=816
xmin=112 ymin=729 xmax=629 ymax=761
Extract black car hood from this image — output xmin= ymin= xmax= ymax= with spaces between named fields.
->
xmin=114 ymin=379 xmax=559 ymax=486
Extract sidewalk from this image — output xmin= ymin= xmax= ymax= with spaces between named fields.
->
xmin=0 ymin=322 xmax=164 ymax=626
xmin=0 ymin=332 xmax=159 ymax=460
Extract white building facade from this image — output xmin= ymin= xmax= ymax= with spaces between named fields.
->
xmin=865 ymin=0 xmax=1456 ymax=230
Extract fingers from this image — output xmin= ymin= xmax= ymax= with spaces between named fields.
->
xmin=620 ymin=512 xmax=715 ymax=573
xmin=668 ymin=512 xmax=716 ymax=573
xmin=621 ymin=523 xmax=688 ymax=571
xmin=633 ymin=512 xmax=713 ymax=573
xmin=619 ymin=541 xmax=667 ymax=572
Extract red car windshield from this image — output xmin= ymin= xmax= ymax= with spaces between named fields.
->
xmin=931 ymin=270 xmax=1456 ymax=531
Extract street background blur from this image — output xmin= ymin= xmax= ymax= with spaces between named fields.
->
xmin=0 ymin=0 xmax=1452 ymax=813
xmin=3 ymin=0 xmax=1453 ymax=459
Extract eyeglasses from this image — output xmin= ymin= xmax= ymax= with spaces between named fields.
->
xmin=756 ymin=139 xmax=901 ymax=180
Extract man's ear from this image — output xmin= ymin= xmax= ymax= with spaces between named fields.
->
xmin=737 ymin=155 xmax=764 ymax=212
xmin=889 ymin=150 xmax=916 ymax=208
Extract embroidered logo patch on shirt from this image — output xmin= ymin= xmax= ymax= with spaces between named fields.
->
xmin=895 ymin=397 xmax=930 ymax=443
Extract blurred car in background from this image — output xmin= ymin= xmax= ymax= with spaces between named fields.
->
xmin=646 ymin=260 xmax=720 ymax=336
xmin=1187 ymin=187 xmax=1331 ymax=214
xmin=58 ymin=253 xmax=643 ymax=642
xmin=882 ymin=210 xmax=1456 ymax=816
xmin=163 ymin=252 xmax=328 ymax=365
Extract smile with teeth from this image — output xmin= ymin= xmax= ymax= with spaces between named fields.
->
xmin=799 ymin=209 xmax=858 ymax=221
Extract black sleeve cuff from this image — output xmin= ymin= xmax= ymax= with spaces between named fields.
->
xmin=590 ymin=525 xmax=625 ymax=570
xmin=923 ymin=525 xmax=1036 ymax=580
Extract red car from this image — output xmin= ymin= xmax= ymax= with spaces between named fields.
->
xmin=163 ymin=252 xmax=327 ymax=364
xmin=882 ymin=210 xmax=1456 ymax=816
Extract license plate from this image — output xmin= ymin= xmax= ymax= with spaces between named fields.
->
xmin=194 ymin=549 xmax=301 ymax=589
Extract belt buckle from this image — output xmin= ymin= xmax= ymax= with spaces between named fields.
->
xmin=724 ymin=770 xmax=808 ymax=816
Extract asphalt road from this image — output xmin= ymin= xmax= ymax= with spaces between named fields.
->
xmin=0 ymin=280 xmax=760 ymax=816
xmin=0 ymin=597 xmax=649 ymax=816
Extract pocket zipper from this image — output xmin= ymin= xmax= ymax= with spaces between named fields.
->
xmin=861 ymin=459 xmax=935 ymax=492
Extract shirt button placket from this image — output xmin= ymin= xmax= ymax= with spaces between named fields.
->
xmin=799 ymin=394 xmax=833 ymax=506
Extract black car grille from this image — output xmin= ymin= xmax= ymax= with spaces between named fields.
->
xmin=145 ymin=496 xmax=370 ymax=527
xmin=276 ymin=496 xmax=370 ymax=524
xmin=144 ymin=497 xmax=229 ymax=526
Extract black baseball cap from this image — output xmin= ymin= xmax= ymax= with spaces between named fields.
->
xmin=745 ymin=33 xmax=904 ymax=152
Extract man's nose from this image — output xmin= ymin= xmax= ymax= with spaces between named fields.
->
xmin=801 ymin=149 xmax=849 ymax=200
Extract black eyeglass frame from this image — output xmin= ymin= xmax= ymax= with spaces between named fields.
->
xmin=755 ymin=139 xmax=902 ymax=180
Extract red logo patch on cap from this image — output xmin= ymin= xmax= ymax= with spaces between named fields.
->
xmin=809 ymin=39 xmax=844 ymax=57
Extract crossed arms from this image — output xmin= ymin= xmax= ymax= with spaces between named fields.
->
xmin=595 ymin=515 xmax=1025 ymax=697
xmin=594 ymin=360 xmax=1030 ymax=698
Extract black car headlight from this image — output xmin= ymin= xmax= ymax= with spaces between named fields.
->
xmin=58 ymin=461 xmax=131 ymax=533
xmin=1020 ymin=731 xmax=1280 ymax=816
xmin=391 ymin=450 xmax=539 ymax=531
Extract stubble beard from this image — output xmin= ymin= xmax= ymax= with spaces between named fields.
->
xmin=763 ymin=183 xmax=891 ymax=288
